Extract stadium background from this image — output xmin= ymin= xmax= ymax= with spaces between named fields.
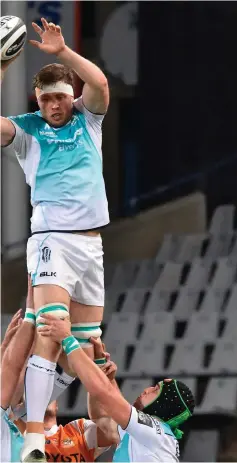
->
xmin=1 ymin=1 xmax=237 ymax=461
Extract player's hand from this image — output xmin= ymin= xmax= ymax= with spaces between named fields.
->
xmin=1 ymin=309 xmax=23 ymax=349
xmin=1 ymin=49 xmax=23 ymax=71
xmin=90 ymin=336 xmax=109 ymax=361
xmin=30 ymin=18 xmax=65 ymax=55
xmin=38 ymin=313 xmax=71 ymax=344
xmin=101 ymin=360 xmax=117 ymax=381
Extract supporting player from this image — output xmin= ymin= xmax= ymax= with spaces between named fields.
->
xmin=39 ymin=315 xmax=196 ymax=462
xmin=1 ymin=17 xmax=109 ymax=462
xmin=1 ymin=280 xmax=35 ymax=462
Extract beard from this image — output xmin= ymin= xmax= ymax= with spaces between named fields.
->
xmin=133 ymin=396 xmax=144 ymax=411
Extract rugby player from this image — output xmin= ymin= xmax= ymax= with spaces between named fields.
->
xmin=1 ymin=16 xmax=109 ymax=461
xmin=1 ymin=279 xmax=35 ymax=462
xmin=39 ymin=315 xmax=195 ymax=462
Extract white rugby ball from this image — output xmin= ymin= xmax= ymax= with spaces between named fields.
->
xmin=0 ymin=15 xmax=27 ymax=60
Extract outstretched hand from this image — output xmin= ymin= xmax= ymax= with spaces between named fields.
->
xmin=38 ymin=314 xmax=71 ymax=344
xmin=30 ymin=17 xmax=65 ymax=55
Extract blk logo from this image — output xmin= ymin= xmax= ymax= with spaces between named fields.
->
xmin=40 ymin=272 xmax=56 ymax=277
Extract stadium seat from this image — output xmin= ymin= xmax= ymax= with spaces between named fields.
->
xmin=221 ymin=312 xmax=237 ymax=341
xmin=209 ymin=257 xmax=236 ymax=290
xmin=154 ymin=262 xmax=183 ymax=291
xmin=155 ymin=234 xmax=179 ymax=263
xmin=104 ymin=262 xmax=117 ymax=288
xmin=132 ymin=259 xmax=162 ymax=290
xmin=207 ymin=340 xmax=237 ymax=374
xmin=196 ymin=377 xmax=237 ymax=414
xmin=119 ymin=288 xmax=149 ymax=314
xmin=229 ymin=232 xmax=237 ymax=258
xmin=168 ymin=342 xmax=205 ymax=375
xmin=104 ymin=288 xmax=124 ymax=322
xmin=223 ymin=284 xmax=237 ymax=315
xmin=182 ymin=430 xmax=219 ymax=462
xmin=57 ymin=383 xmax=88 ymax=416
xmin=139 ymin=312 xmax=175 ymax=344
xmin=121 ymin=378 xmax=152 ymax=403
xmin=144 ymin=289 xmax=172 ymax=314
xmin=208 ymin=204 xmax=235 ymax=235
xmin=103 ymin=340 xmax=129 ymax=376
xmin=204 ymin=234 xmax=233 ymax=261
xmin=197 ymin=287 xmax=225 ymax=314
xmin=174 ymin=234 xmax=206 ymax=264
xmin=103 ymin=312 xmax=139 ymax=345
xmin=109 ymin=260 xmax=139 ymax=290
xmin=128 ymin=341 xmax=166 ymax=376
xmin=184 ymin=258 xmax=212 ymax=290
xmin=182 ymin=313 xmax=218 ymax=342
xmin=172 ymin=287 xmax=199 ymax=319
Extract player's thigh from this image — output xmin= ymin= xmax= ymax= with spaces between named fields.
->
xmin=27 ymin=233 xmax=75 ymax=304
xmin=70 ymin=301 xmax=103 ymax=323
xmin=70 ymin=301 xmax=103 ymax=360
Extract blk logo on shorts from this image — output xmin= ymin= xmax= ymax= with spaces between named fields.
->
xmin=42 ymin=246 xmax=51 ymax=263
xmin=40 ymin=271 xmax=56 ymax=277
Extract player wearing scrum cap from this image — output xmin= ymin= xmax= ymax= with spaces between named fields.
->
xmin=1 ymin=17 xmax=109 ymax=462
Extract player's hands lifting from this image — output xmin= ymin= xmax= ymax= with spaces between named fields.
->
xmin=1 ymin=309 xmax=23 ymax=350
xmin=38 ymin=313 xmax=71 ymax=343
xmin=90 ymin=337 xmax=117 ymax=381
xmin=30 ymin=18 xmax=65 ymax=55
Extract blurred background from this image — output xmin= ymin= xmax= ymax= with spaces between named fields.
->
xmin=1 ymin=1 xmax=237 ymax=461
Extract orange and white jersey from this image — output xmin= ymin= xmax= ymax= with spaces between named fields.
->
xmin=45 ymin=418 xmax=102 ymax=462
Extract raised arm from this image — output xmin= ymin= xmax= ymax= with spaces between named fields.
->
xmin=39 ymin=316 xmax=132 ymax=429
xmin=1 ymin=276 xmax=35 ymax=409
xmin=30 ymin=18 xmax=109 ymax=114
xmin=1 ymin=55 xmax=22 ymax=147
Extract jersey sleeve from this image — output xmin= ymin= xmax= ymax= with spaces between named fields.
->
xmin=74 ymin=96 xmax=105 ymax=128
xmin=123 ymin=406 xmax=165 ymax=451
xmin=7 ymin=113 xmax=36 ymax=165
xmin=69 ymin=418 xmax=97 ymax=450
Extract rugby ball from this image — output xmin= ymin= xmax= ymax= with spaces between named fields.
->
xmin=0 ymin=16 xmax=27 ymax=60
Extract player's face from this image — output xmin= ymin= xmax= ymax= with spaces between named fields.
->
xmin=37 ymin=92 xmax=74 ymax=127
xmin=134 ymin=378 xmax=173 ymax=409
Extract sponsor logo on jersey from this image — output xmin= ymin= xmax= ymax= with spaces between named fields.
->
xmin=151 ymin=417 xmax=161 ymax=434
xmin=40 ymin=271 xmax=57 ymax=277
xmin=137 ymin=410 xmax=153 ymax=428
xmin=61 ymin=438 xmax=74 ymax=448
xmin=39 ymin=130 xmax=57 ymax=138
xmin=42 ymin=246 xmax=51 ymax=263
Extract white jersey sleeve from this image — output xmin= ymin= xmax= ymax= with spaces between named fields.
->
xmin=7 ymin=113 xmax=37 ymax=171
xmin=123 ymin=407 xmax=163 ymax=449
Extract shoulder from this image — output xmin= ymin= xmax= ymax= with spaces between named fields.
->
xmin=8 ymin=111 xmax=43 ymax=134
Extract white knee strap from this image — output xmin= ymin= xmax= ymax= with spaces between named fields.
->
xmin=36 ymin=303 xmax=69 ymax=328
xmin=71 ymin=322 xmax=102 ymax=348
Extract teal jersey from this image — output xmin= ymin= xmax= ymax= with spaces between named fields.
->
xmin=8 ymin=97 xmax=109 ymax=233
xmin=1 ymin=408 xmax=24 ymax=462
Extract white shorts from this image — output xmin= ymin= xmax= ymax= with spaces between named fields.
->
xmin=27 ymin=232 xmax=104 ymax=306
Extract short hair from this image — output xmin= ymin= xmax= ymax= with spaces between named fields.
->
xmin=32 ymin=63 xmax=74 ymax=90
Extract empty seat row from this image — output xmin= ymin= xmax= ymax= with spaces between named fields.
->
xmin=105 ymin=338 xmax=237 ymax=376
xmin=58 ymin=376 xmax=237 ymax=418
xmin=106 ymin=257 xmax=237 ymax=292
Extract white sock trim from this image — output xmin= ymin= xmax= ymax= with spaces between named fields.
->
xmin=28 ymin=355 xmax=56 ymax=376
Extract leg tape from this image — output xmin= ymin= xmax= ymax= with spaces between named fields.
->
xmin=36 ymin=303 xmax=69 ymax=328
xmin=71 ymin=322 xmax=102 ymax=348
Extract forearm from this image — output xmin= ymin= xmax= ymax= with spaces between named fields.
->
xmin=3 ymin=321 xmax=35 ymax=373
xmin=88 ymin=379 xmax=121 ymax=420
xmin=68 ymin=347 xmax=112 ymax=399
xmin=57 ymin=46 xmax=107 ymax=88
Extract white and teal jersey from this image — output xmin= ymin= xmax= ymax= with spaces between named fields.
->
xmin=113 ymin=407 xmax=179 ymax=462
xmin=1 ymin=408 xmax=24 ymax=462
xmin=8 ymin=98 xmax=109 ymax=233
